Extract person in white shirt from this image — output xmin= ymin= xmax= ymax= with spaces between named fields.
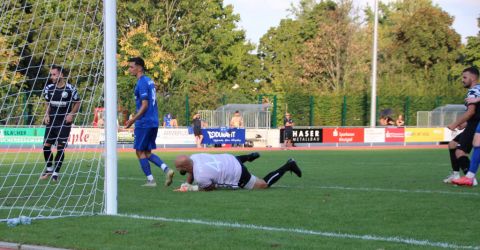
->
xmin=174 ymin=152 xmax=302 ymax=191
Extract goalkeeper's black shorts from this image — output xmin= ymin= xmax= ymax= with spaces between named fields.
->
xmin=44 ymin=123 xmax=72 ymax=146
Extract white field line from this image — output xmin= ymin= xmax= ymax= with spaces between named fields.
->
xmin=114 ymin=213 xmax=480 ymax=249
xmin=118 ymin=177 xmax=479 ymax=197
xmin=276 ymin=185 xmax=480 ymax=197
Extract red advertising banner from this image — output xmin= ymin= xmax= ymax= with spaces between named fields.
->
xmin=323 ymin=128 xmax=364 ymax=143
xmin=385 ymin=127 xmax=405 ymax=143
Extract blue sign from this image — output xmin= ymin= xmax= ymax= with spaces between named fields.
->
xmin=202 ymin=127 xmax=245 ymax=144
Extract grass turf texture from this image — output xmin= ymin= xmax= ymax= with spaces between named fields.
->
xmin=0 ymin=149 xmax=479 ymax=249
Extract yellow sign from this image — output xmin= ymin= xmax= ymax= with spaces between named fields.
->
xmin=405 ymin=128 xmax=445 ymax=142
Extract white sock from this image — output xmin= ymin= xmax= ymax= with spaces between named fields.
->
xmin=147 ymin=175 xmax=154 ymax=181
xmin=47 ymin=167 xmax=53 ymax=172
xmin=52 ymin=172 xmax=59 ymax=176
xmin=466 ymin=172 xmax=476 ymax=178
xmin=453 ymin=171 xmax=460 ymax=177
xmin=160 ymin=163 xmax=168 ymax=172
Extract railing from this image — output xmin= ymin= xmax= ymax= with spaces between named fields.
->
xmin=198 ymin=110 xmax=271 ymax=129
xmin=417 ymin=111 xmax=465 ymax=127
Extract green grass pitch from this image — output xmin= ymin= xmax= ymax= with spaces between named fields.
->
xmin=0 ymin=149 xmax=479 ymax=249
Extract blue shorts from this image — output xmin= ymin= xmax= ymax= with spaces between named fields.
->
xmin=134 ymin=127 xmax=158 ymax=151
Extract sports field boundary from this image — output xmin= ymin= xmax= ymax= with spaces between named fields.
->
xmin=113 ymin=213 xmax=480 ymax=249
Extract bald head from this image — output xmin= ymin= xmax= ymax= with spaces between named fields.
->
xmin=175 ymin=155 xmax=193 ymax=175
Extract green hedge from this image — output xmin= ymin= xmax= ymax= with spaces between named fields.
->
xmin=280 ymin=93 xmax=465 ymax=126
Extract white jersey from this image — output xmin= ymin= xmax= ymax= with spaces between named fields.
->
xmin=191 ymin=153 xmax=242 ymax=189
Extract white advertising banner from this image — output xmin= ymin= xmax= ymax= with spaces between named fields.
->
xmin=156 ymin=128 xmax=195 ymax=145
xmin=68 ymin=127 xmax=102 ymax=145
xmin=364 ymin=128 xmax=385 ymax=143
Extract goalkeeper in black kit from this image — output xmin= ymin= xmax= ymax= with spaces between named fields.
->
xmin=40 ymin=65 xmax=81 ymax=181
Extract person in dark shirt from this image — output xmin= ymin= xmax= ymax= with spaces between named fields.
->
xmin=283 ymin=113 xmax=294 ymax=149
xmin=445 ymin=67 xmax=480 ymax=185
xmin=192 ymin=113 xmax=203 ymax=148
xmin=40 ymin=65 xmax=80 ymax=182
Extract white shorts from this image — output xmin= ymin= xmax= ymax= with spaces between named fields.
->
xmin=243 ymin=175 xmax=257 ymax=190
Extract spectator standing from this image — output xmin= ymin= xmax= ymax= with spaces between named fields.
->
xmin=229 ymin=110 xmax=244 ymax=128
xmin=395 ymin=115 xmax=405 ymax=127
xmin=163 ymin=113 xmax=172 ymax=128
xmin=230 ymin=110 xmax=244 ymax=147
xmin=192 ymin=113 xmax=204 ymax=148
xmin=283 ymin=113 xmax=294 ymax=148
xmin=170 ymin=115 xmax=178 ymax=128
xmin=379 ymin=115 xmax=395 ymax=126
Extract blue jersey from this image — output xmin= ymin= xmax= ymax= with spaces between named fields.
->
xmin=134 ymin=75 xmax=159 ymax=128
xmin=163 ymin=115 xmax=171 ymax=127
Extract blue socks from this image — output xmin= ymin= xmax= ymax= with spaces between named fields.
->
xmin=139 ymin=158 xmax=152 ymax=177
xmin=468 ymin=147 xmax=480 ymax=175
xmin=148 ymin=154 xmax=169 ymax=173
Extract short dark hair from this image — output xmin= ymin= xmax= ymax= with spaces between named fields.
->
xmin=128 ymin=57 xmax=145 ymax=71
xmin=50 ymin=64 xmax=68 ymax=76
xmin=463 ymin=67 xmax=479 ymax=78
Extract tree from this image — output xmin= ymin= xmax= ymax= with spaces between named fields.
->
xmin=462 ymin=17 xmax=480 ymax=68
xmin=117 ymin=0 xmax=261 ymax=115
xmin=390 ymin=0 xmax=460 ymax=74
xmin=296 ymin=0 xmax=369 ymax=93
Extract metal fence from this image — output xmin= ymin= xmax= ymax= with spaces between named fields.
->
xmin=199 ymin=104 xmax=271 ymax=128
xmin=417 ymin=111 xmax=465 ymax=127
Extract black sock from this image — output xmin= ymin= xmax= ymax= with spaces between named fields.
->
xmin=449 ymin=149 xmax=459 ymax=171
xmin=236 ymin=155 xmax=250 ymax=164
xmin=54 ymin=145 xmax=65 ymax=173
xmin=457 ymin=156 xmax=470 ymax=174
xmin=263 ymin=163 xmax=291 ymax=187
xmin=43 ymin=145 xmax=53 ymax=169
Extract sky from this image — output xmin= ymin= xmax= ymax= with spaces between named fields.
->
xmin=223 ymin=0 xmax=479 ymax=44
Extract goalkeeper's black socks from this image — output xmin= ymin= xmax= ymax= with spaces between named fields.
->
xmin=54 ymin=144 xmax=65 ymax=173
xmin=43 ymin=145 xmax=53 ymax=169
xmin=263 ymin=161 xmax=292 ymax=187
xmin=449 ymin=148 xmax=459 ymax=171
xmin=457 ymin=156 xmax=470 ymax=175
xmin=236 ymin=152 xmax=260 ymax=164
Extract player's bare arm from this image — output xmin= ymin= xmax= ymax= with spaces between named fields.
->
xmin=447 ymin=104 xmax=475 ymax=130
xmin=43 ymin=103 xmax=50 ymax=125
xmin=126 ymin=99 xmax=148 ymax=128
xmin=465 ymin=97 xmax=480 ymax=104
xmin=66 ymin=101 xmax=80 ymax=124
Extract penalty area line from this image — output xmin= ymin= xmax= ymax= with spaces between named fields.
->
xmin=113 ymin=213 xmax=479 ymax=249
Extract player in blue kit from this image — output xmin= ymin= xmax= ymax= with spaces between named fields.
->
xmin=125 ymin=57 xmax=174 ymax=187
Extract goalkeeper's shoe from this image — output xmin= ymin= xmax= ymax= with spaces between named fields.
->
xmin=142 ymin=180 xmax=157 ymax=187
xmin=451 ymin=176 xmax=478 ymax=187
xmin=51 ymin=175 xmax=59 ymax=182
xmin=165 ymin=169 xmax=175 ymax=187
xmin=287 ymin=159 xmax=302 ymax=177
xmin=40 ymin=171 xmax=53 ymax=180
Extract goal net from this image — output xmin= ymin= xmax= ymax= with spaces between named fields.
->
xmin=0 ymin=0 xmax=107 ymax=221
